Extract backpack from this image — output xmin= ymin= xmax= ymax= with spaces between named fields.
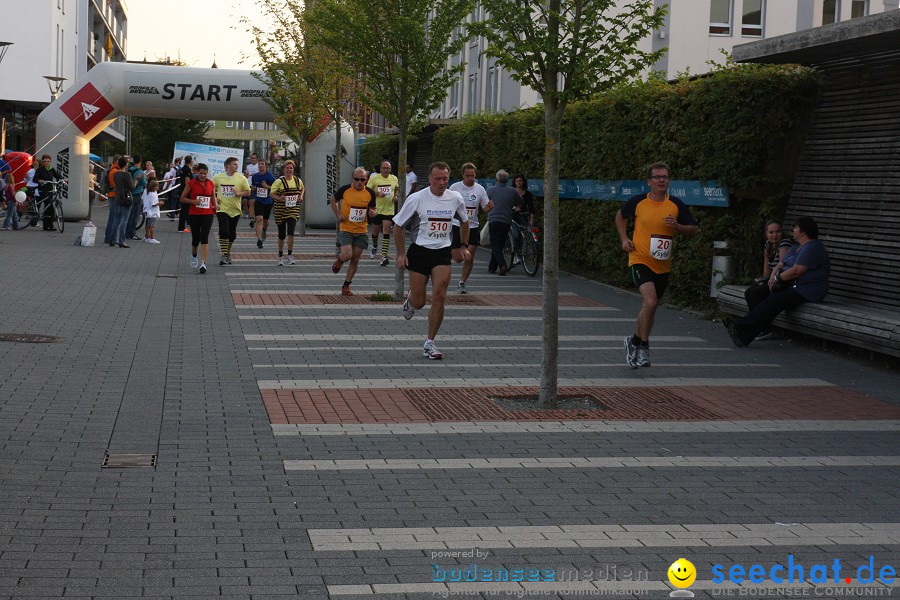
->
xmin=99 ymin=167 xmax=111 ymax=194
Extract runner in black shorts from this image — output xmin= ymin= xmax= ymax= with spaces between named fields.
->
xmin=393 ymin=162 xmax=469 ymax=360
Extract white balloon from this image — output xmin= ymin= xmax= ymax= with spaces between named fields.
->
xmin=15 ymin=190 xmax=26 ymax=203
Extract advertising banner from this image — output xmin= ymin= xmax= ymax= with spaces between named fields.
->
xmin=172 ymin=141 xmax=244 ymax=178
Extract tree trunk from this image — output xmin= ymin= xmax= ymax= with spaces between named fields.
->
xmin=539 ymin=101 xmax=563 ymax=409
xmin=297 ymin=141 xmax=308 ymax=237
xmin=393 ymin=126 xmax=408 ymax=300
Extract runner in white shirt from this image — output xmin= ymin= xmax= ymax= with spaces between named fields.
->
xmin=244 ymin=153 xmax=260 ymax=222
xmin=393 ymin=161 xmax=469 ymax=360
xmin=448 ymin=162 xmax=493 ymax=294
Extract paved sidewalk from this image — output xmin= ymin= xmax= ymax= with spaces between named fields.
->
xmin=0 ymin=207 xmax=897 ymax=599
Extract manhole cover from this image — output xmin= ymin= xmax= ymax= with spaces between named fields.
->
xmin=102 ymin=454 xmax=157 ymax=468
xmin=491 ymin=395 xmax=609 ymax=411
xmin=0 ymin=333 xmax=64 ymax=343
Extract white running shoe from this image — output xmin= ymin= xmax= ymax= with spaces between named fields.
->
xmin=624 ymin=336 xmax=638 ymax=369
xmin=423 ymin=340 xmax=443 ymax=360
xmin=402 ymin=296 xmax=415 ymax=320
xmin=199 ymin=262 xmax=207 ymax=274
xmin=190 ymin=255 xmax=199 ymax=269
xmin=276 ymin=256 xmax=284 ymax=266
xmin=370 ymin=248 xmax=377 ymax=259
xmin=150 ymin=238 xmax=160 ymax=244
xmin=287 ymin=255 xmax=295 ymax=265
xmin=457 ymin=281 xmax=467 ymax=294
xmin=636 ymin=347 xmax=651 ymax=367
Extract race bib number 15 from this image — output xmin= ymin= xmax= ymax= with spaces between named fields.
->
xmin=650 ymin=234 xmax=673 ymax=260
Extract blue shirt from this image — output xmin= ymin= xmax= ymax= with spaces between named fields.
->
xmin=251 ymin=171 xmax=276 ymax=204
xmin=783 ymin=239 xmax=830 ymax=302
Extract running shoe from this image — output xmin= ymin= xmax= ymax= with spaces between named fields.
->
xmin=257 ymin=239 xmax=263 ymax=249
xmin=369 ymin=248 xmax=376 ymax=259
xmin=402 ymin=296 xmax=415 ymax=320
xmin=199 ymin=262 xmax=207 ymax=274
xmin=143 ymin=238 xmax=152 ymax=244
xmin=624 ymin=336 xmax=638 ymax=369
xmin=332 ymin=258 xmax=343 ymax=273
xmin=457 ymin=281 xmax=467 ymax=294
xmin=249 ymin=220 xmax=255 ymax=229
xmin=723 ymin=318 xmax=745 ymax=348
xmin=190 ymin=255 xmax=199 ymax=269
xmin=226 ymin=255 xmax=233 ymax=265
xmin=150 ymin=238 xmax=161 ymax=244
xmin=636 ymin=347 xmax=651 ymax=367
xmin=380 ymin=256 xmax=389 ymax=267
xmin=341 ymin=284 xmax=353 ymax=296
xmin=423 ymin=340 xmax=443 ymax=360
xmin=287 ymin=255 xmax=295 ymax=266
xmin=182 ymin=227 xmax=191 ymax=233
xmin=276 ymin=256 xmax=284 ymax=266
xmin=219 ymin=259 xmax=227 ymax=266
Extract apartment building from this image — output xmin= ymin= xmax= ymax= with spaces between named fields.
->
xmin=432 ymin=0 xmax=899 ymax=120
xmin=0 ymin=0 xmax=127 ymax=153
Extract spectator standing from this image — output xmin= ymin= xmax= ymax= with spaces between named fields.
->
xmin=177 ymin=156 xmax=193 ymax=232
xmin=142 ymin=179 xmax=162 ymax=244
xmin=125 ymin=154 xmax=146 ymax=240
xmin=103 ymin=155 xmax=122 ymax=244
xmin=110 ymin=157 xmax=134 ymax=247
xmin=33 ymin=154 xmax=61 ymax=231
xmin=2 ymin=173 xmax=18 ymax=230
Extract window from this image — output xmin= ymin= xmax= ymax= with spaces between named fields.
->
xmin=709 ymin=0 xmax=733 ymax=35
xmin=822 ymin=0 xmax=839 ymax=24
xmin=225 ymin=121 xmax=234 ymax=128
xmin=851 ymin=0 xmax=869 ymax=18
xmin=467 ymin=73 xmax=478 ymax=114
xmin=449 ymin=79 xmax=460 ymax=113
xmin=741 ymin=0 xmax=764 ymax=36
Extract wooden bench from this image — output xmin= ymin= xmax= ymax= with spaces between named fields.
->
xmin=717 ymin=285 xmax=900 ymax=358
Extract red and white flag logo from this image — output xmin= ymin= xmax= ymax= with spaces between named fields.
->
xmin=59 ymin=83 xmax=115 ymax=135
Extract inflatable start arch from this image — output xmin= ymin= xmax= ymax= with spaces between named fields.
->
xmin=36 ymin=61 xmax=349 ymax=225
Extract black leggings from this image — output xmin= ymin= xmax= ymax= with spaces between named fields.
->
xmin=188 ymin=214 xmax=214 ymax=246
xmin=277 ymin=218 xmax=297 ymax=240
xmin=217 ymin=213 xmax=240 ymax=242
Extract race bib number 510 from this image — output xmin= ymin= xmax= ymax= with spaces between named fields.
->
xmin=427 ymin=219 xmax=450 ymax=240
xmin=650 ymin=234 xmax=673 ymax=260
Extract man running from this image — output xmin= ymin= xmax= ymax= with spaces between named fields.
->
xmin=449 ymin=162 xmax=492 ymax=294
xmin=615 ymin=162 xmax=698 ymax=368
xmin=330 ymin=167 xmax=377 ymax=296
xmin=251 ymin=159 xmax=276 ymax=249
xmin=367 ymin=160 xmax=399 ymax=265
xmin=269 ymin=160 xmax=304 ymax=266
xmin=393 ymin=162 xmax=469 ymax=360
xmin=213 ymin=157 xmax=251 ymax=265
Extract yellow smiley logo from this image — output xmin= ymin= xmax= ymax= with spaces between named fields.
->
xmin=668 ymin=558 xmax=697 ymax=588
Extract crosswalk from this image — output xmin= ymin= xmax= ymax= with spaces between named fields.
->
xmin=225 ymin=232 xmax=900 ymax=599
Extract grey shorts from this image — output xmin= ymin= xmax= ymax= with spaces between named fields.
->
xmin=146 ymin=217 xmax=158 ymax=228
xmin=338 ymin=231 xmax=369 ymax=249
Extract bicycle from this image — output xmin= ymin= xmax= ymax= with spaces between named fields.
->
xmin=503 ymin=217 xmax=540 ymax=276
xmin=18 ymin=182 xmax=64 ymax=233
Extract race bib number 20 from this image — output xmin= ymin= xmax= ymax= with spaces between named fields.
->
xmin=650 ymin=234 xmax=673 ymax=260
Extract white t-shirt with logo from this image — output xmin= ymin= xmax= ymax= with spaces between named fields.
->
xmin=449 ymin=181 xmax=490 ymax=228
xmin=393 ymin=187 xmax=467 ymax=250
xmin=405 ymin=171 xmax=418 ymax=196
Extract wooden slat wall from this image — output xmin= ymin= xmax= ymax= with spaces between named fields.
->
xmin=785 ymin=51 xmax=900 ymax=310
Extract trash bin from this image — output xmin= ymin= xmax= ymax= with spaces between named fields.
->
xmin=710 ymin=241 xmax=735 ymax=298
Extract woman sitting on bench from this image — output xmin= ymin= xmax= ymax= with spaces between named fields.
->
xmin=743 ymin=220 xmax=795 ymax=341
xmin=724 ymin=216 xmax=830 ymax=347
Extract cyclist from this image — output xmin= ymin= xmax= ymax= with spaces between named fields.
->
xmin=33 ymin=154 xmax=61 ymax=231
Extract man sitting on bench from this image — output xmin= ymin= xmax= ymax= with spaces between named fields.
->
xmin=723 ymin=216 xmax=830 ymax=347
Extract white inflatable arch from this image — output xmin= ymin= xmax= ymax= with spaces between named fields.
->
xmin=37 ymin=61 xmax=348 ymax=225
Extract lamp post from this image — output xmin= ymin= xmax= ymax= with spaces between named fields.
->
xmin=0 ymin=41 xmax=12 ymax=65
xmin=43 ymin=75 xmax=67 ymax=101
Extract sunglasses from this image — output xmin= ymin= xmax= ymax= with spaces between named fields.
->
xmin=353 ymin=177 xmax=366 ymax=182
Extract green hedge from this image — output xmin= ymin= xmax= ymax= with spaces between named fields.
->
xmin=359 ymin=134 xmax=417 ymax=173
xmin=431 ymin=63 xmax=819 ymax=309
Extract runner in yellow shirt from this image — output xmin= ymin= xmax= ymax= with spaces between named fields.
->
xmin=269 ymin=160 xmax=305 ymax=266
xmin=367 ymin=161 xmax=399 ymax=266
xmin=212 ymin=157 xmax=251 ymax=265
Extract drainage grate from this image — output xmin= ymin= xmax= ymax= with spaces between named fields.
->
xmin=0 ymin=333 xmax=64 ymax=343
xmin=102 ymin=454 xmax=157 ymax=468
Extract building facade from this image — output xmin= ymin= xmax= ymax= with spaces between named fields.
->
xmin=0 ymin=0 xmax=127 ymax=154
xmin=432 ymin=0 xmax=899 ymax=120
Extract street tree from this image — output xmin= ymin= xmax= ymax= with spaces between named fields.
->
xmin=308 ymin=0 xmax=475 ymax=298
xmin=469 ymin=0 xmax=666 ymax=407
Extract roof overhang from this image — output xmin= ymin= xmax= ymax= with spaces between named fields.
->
xmin=733 ymin=10 xmax=900 ymax=66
